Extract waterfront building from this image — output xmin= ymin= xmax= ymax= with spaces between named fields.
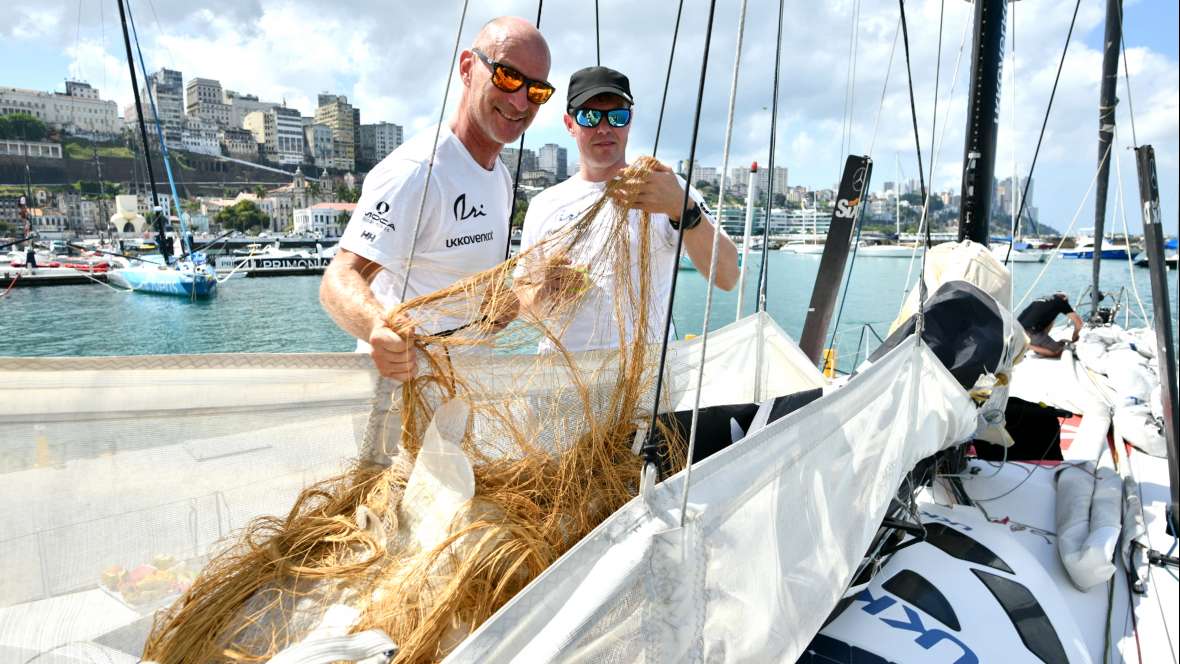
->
xmin=358 ymin=122 xmax=403 ymax=166
xmin=714 ymin=206 xmax=832 ymax=239
xmin=219 ymin=127 xmax=258 ymax=159
xmin=135 ymin=192 xmax=174 ymax=219
xmin=303 ymin=122 xmax=333 ymax=169
xmin=292 ymin=202 xmax=355 ymax=238
xmin=538 ymin=143 xmax=568 ymax=181
xmin=728 ymin=165 xmax=788 ymax=202
xmin=499 ymin=146 xmax=537 ymax=172
xmin=223 ymin=90 xmax=278 ymax=129
xmin=0 ymin=81 xmax=120 ymax=138
xmin=0 ymin=139 xmax=62 ymax=159
xmin=314 ymin=94 xmax=357 ymax=171
xmin=181 ymin=117 xmax=221 ymax=156
xmin=186 ymin=79 xmax=232 ymax=128
xmin=185 ymin=78 xmax=222 ymax=114
xmin=243 ymin=107 xmax=304 ymax=165
xmin=141 ymin=69 xmax=185 ymax=145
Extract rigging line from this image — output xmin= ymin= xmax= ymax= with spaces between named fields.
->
xmin=866 ymin=16 xmax=901 ymax=157
xmin=114 ymin=0 xmax=161 ymax=221
xmin=1113 ymin=126 xmax=1151 ymax=325
xmin=641 ymin=0 xmax=720 ymax=475
xmin=1008 ymin=0 xmax=1018 ymax=300
xmin=650 ymin=0 xmax=685 ymax=159
xmin=755 ymin=0 xmax=787 ymax=315
xmin=142 ymin=0 xmax=176 ymax=69
xmin=99 ymin=0 xmax=107 ymax=93
xmin=897 ymin=0 xmax=927 ymax=205
xmin=126 ymin=0 xmax=191 ymax=254
xmin=900 ymin=8 xmax=972 ymax=299
xmin=1116 ymin=0 xmax=1139 ymax=147
xmin=501 ymin=0 xmax=544 ymax=261
xmin=1015 ymin=141 xmax=1112 ymax=309
xmin=838 ymin=0 xmax=858 ymax=160
xmin=399 ymin=0 xmax=469 ymax=302
xmin=925 ymin=0 xmax=944 ymax=253
xmin=680 ymin=0 xmax=750 ymax=528
xmin=594 ymin=0 xmax=600 ymax=66
xmin=1009 ymin=0 xmax=1084 ymax=262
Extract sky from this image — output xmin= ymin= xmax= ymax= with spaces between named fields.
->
xmin=2 ymin=0 xmax=1177 ymax=234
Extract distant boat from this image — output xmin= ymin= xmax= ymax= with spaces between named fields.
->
xmin=1060 ymin=234 xmax=1132 ymax=259
xmin=990 ymin=244 xmax=1045 ymax=263
xmin=1133 ymin=252 xmax=1178 ymax=269
xmin=780 ymin=240 xmax=825 ymax=254
xmin=856 ymin=242 xmax=922 ymax=258
xmin=107 ymin=257 xmax=217 ymax=298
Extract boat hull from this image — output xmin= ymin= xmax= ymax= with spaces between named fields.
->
xmin=107 ymin=267 xmax=217 ymax=298
xmin=857 ymin=245 xmax=922 ymax=258
xmin=1060 ymin=249 xmax=1130 ymax=260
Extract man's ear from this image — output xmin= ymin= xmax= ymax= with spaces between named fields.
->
xmin=562 ymin=112 xmax=575 ymax=136
xmin=458 ymin=50 xmax=474 ymax=86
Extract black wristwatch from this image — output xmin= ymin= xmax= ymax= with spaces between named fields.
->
xmin=670 ymin=202 xmax=703 ymax=231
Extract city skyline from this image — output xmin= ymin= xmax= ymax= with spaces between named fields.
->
xmin=1 ymin=0 xmax=1177 ymax=233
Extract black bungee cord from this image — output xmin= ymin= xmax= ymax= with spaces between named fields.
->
xmin=502 ymin=0 xmax=545 ymax=260
xmin=641 ymin=0 xmax=721 ymax=474
xmin=754 ymin=0 xmax=788 ymax=315
xmin=650 ymin=0 xmax=686 ymax=159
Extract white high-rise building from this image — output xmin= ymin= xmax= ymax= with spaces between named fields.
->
xmin=304 ymin=122 xmax=334 ymax=168
xmin=185 ymin=78 xmax=231 ymax=127
xmin=538 ymin=143 xmax=568 ymax=180
xmin=0 ymin=81 xmax=120 ymax=137
xmin=244 ymin=107 xmax=304 ymax=165
xmin=141 ymin=69 xmax=185 ymax=145
xmin=223 ymin=90 xmax=278 ymax=129
xmin=181 ymin=117 xmax=220 ymax=156
xmin=358 ymin=122 xmax=403 ymax=164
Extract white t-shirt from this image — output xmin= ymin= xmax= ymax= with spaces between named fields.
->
xmin=339 ymin=125 xmax=511 ymax=349
xmin=520 ymin=173 xmax=713 ymax=353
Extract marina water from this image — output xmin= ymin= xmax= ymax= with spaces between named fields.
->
xmin=3 ymin=252 xmax=1176 ymax=373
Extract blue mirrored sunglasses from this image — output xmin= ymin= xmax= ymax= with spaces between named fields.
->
xmin=572 ymin=108 xmax=631 ymax=128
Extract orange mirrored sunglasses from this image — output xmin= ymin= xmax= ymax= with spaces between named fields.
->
xmin=471 ymin=48 xmax=555 ymax=105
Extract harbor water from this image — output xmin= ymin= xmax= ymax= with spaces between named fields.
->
xmin=2 ymin=251 xmax=1176 ymax=373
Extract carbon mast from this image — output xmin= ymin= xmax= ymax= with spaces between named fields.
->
xmin=1089 ymin=0 xmax=1122 ymax=318
xmin=957 ymin=0 xmax=1007 ymax=246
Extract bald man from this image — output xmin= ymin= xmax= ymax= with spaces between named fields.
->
xmin=322 ymin=17 xmax=553 ymax=380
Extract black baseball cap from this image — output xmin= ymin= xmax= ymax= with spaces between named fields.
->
xmin=566 ymin=66 xmax=634 ymax=111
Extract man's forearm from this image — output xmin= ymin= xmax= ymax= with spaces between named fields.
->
xmin=681 ymin=215 xmax=739 ymax=290
xmin=320 ymin=259 xmax=386 ymax=341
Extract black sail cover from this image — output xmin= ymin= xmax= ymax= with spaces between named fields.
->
xmin=869 ymin=280 xmax=1005 ymax=390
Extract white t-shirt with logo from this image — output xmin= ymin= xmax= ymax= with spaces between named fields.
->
xmin=520 ymin=173 xmax=715 ymax=353
xmin=339 ymin=125 xmax=511 ymax=349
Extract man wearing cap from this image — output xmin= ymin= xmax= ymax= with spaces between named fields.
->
xmin=518 ymin=66 xmax=739 ymax=353
xmin=321 ymin=17 xmax=553 ymax=381
xmin=1018 ymin=292 xmax=1084 ymax=358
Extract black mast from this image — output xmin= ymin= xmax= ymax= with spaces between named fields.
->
xmin=115 ymin=0 xmax=168 ymax=259
xmin=1090 ymin=0 xmax=1122 ymax=317
xmin=958 ymin=0 xmax=1007 ymax=245
xmin=1133 ymin=146 xmax=1179 ymax=531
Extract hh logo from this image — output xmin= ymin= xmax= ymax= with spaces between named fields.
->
xmin=454 ymin=194 xmax=487 ymax=222
xmin=360 ymin=230 xmax=376 ymax=241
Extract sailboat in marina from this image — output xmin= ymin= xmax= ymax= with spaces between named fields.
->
xmin=103 ymin=0 xmax=217 ymax=299
xmin=0 ymin=1 xmax=1175 ymax=663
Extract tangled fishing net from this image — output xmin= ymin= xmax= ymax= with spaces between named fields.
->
xmin=142 ymin=157 xmax=688 ymax=663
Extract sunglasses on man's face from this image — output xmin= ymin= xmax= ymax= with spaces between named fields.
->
xmin=572 ymin=107 xmax=632 ymax=128
xmin=471 ymin=48 xmax=555 ymax=105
